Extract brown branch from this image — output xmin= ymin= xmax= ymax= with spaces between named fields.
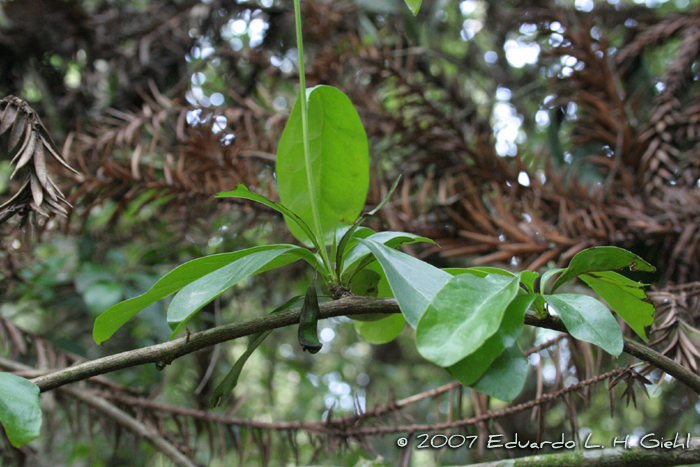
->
xmin=92 ymin=390 xmax=334 ymax=435
xmin=27 ymin=296 xmax=700 ymax=397
xmin=328 ymin=367 xmax=629 ymax=436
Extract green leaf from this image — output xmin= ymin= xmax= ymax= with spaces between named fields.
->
xmin=298 ymin=284 xmax=322 ymax=353
xmin=342 ymin=232 xmax=434 ymax=279
xmin=519 ymin=271 xmax=539 ymax=294
xmin=350 ymin=260 xmax=406 ymax=342
xmin=447 ymin=294 xmax=534 ymax=385
xmin=580 ymin=271 xmax=654 ymax=341
xmin=350 ymin=268 xmax=381 ymax=297
xmin=94 ymin=244 xmax=311 ymax=344
xmin=444 ymin=268 xmax=487 ymax=278
xmin=472 ymin=345 xmax=528 ymax=401
xmin=403 ymin=0 xmax=422 ymax=15
xmin=167 ymin=248 xmax=297 ymax=338
xmin=335 ymin=226 xmax=374 ymax=264
xmin=551 ymin=247 xmax=655 ymax=293
xmin=210 ymin=295 xmax=304 ymax=408
xmin=0 ymin=373 xmax=41 ymax=447
xmin=354 ymin=314 xmax=406 ymax=344
xmin=544 ymin=294 xmax=624 ymax=356
xmin=211 ymin=331 xmax=269 ymax=409
xmin=540 ymin=268 xmax=565 ymax=294
xmin=216 ymin=184 xmax=320 ymax=251
xmin=277 ymin=86 xmax=369 ymax=245
xmin=349 ymin=261 xmax=397 ymax=322
xmin=416 ymin=273 xmax=521 ymax=367
xmin=357 ymin=239 xmax=450 ymax=327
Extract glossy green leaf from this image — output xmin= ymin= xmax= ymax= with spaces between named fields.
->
xmin=167 ymin=248 xmax=297 ymax=338
xmin=277 ymin=86 xmax=369 ymax=244
xmin=472 ymin=345 xmax=528 ymax=401
xmin=357 ymin=239 xmax=450 ymax=327
xmin=298 ymin=284 xmax=322 ymax=353
xmin=403 ymin=0 xmax=422 ymax=15
xmin=210 ymin=295 xmax=304 ymax=408
xmin=580 ymin=271 xmax=654 ymax=341
xmin=416 ymin=273 xmax=521 ymax=367
xmin=544 ymin=294 xmax=623 ymax=356
xmin=342 ymin=232 xmax=434 ymax=279
xmin=216 ymin=184 xmax=320 ymax=250
xmin=447 ymin=294 xmax=534 ymax=385
xmin=94 ymin=244 xmax=312 ymax=344
xmin=354 ymin=314 xmax=406 ymax=344
xmin=0 ymin=373 xmax=41 ymax=447
xmin=551 ymin=247 xmax=655 ymax=293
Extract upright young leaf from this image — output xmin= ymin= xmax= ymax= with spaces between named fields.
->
xmin=580 ymin=271 xmax=654 ymax=341
xmin=277 ymin=86 xmax=369 ymax=244
xmin=551 ymin=247 xmax=655 ymax=293
xmin=0 ymin=373 xmax=41 ymax=447
xmin=357 ymin=239 xmax=450 ymax=327
xmin=544 ymin=294 xmax=624 ymax=356
xmin=416 ymin=273 xmax=521 ymax=367
xmin=298 ymin=284 xmax=322 ymax=353
xmin=472 ymin=345 xmax=529 ymax=401
xmin=167 ymin=248 xmax=297 ymax=337
xmin=94 ymin=244 xmax=315 ymax=344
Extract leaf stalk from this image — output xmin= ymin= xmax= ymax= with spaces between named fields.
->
xmin=292 ymin=0 xmax=333 ymax=280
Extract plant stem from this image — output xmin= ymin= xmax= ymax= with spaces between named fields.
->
xmin=28 ymin=296 xmax=700 ymax=396
xmin=292 ymin=0 xmax=333 ymax=279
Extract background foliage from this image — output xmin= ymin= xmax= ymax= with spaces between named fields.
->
xmin=2 ymin=0 xmax=700 ymax=465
